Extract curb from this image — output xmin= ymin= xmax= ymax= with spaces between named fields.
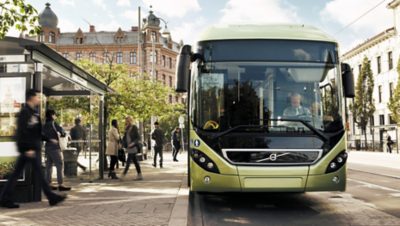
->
xmin=168 ymin=175 xmax=189 ymax=226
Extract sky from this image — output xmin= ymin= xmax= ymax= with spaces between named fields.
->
xmin=10 ymin=0 xmax=397 ymax=53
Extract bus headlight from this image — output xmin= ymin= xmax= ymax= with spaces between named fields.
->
xmin=325 ymin=150 xmax=347 ymax=174
xmin=191 ymin=149 xmax=220 ymax=174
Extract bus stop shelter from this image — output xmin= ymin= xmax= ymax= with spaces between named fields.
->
xmin=0 ymin=37 xmax=109 ymax=202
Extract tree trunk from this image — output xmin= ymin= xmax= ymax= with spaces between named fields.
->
xmin=364 ymin=128 xmax=368 ymax=150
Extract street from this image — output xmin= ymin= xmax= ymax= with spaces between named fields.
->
xmin=188 ymin=153 xmax=400 ymax=226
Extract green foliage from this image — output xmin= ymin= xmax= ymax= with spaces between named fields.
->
xmin=351 ymin=56 xmax=375 ymax=147
xmin=158 ymin=106 xmax=185 ymax=140
xmin=0 ymin=0 xmax=40 ymax=39
xmin=0 ymin=157 xmax=16 ymax=179
xmin=75 ymin=60 xmax=184 ymax=128
xmin=388 ymin=57 xmax=400 ymax=125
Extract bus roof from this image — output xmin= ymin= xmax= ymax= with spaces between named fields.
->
xmin=198 ymin=24 xmax=337 ymax=43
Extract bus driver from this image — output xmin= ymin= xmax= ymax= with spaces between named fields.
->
xmin=283 ymin=93 xmax=310 ymax=117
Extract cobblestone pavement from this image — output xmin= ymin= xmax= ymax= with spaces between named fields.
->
xmin=0 ymin=153 xmax=188 ymax=226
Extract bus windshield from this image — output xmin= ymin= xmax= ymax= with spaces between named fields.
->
xmin=191 ymin=61 xmax=343 ymax=133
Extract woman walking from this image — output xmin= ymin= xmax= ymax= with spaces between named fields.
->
xmin=43 ymin=109 xmax=71 ymax=191
xmin=122 ymin=116 xmax=143 ymax=180
xmin=106 ymin=119 xmax=120 ymax=179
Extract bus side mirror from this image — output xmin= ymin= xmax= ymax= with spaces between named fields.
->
xmin=175 ymin=45 xmax=192 ymax=93
xmin=341 ymin=63 xmax=355 ymax=98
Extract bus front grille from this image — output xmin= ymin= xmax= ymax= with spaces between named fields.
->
xmin=222 ymin=149 xmax=323 ymax=166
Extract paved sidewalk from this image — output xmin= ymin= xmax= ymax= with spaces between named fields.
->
xmin=348 ymin=150 xmax=400 ymax=178
xmin=0 ymin=152 xmax=189 ymax=226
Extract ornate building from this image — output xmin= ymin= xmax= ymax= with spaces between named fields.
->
xmin=343 ymin=0 xmax=400 ymax=151
xmin=35 ymin=3 xmax=182 ymax=104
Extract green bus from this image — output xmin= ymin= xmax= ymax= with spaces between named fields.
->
xmin=175 ymin=24 xmax=354 ymax=192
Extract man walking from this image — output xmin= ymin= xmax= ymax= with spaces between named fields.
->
xmin=70 ymin=118 xmax=87 ymax=171
xmin=171 ymin=127 xmax=181 ymax=162
xmin=151 ymin=122 xmax=164 ymax=168
xmin=387 ymin=135 xmax=394 ymax=154
xmin=0 ymin=90 xmax=66 ymax=208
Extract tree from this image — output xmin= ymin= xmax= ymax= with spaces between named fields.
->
xmin=75 ymin=60 xmax=184 ymax=130
xmin=0 ymin=0 xmax=40 ymax=39
xmin=388 ymin=57 xmax=400 ymax=125
xmin=351 ymin=56 xmax=375 ymax=149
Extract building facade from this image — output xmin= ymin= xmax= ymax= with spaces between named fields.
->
xmin=343 ymin=0 xmax=400 ymax=151
xmin=34 ymin=3 xmax=183 ymax=104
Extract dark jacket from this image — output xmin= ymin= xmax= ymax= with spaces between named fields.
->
xmin=171 ymin=131 xmax=181 ymax=149
xmin=15 ymin=104 xmax=42 ymax=153
xmin=70 ymin=124 xmax=87 ymax=150
xmin=152 ymin=128 xmax=164 ymax=148
xmin=43 ymin=120 xmax=66 ymax=150
xmin=123 ymin=124 xmax=140 ymax=149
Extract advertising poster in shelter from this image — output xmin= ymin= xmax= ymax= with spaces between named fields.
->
xmin=0 ymin=77 xmax=26 ymax=181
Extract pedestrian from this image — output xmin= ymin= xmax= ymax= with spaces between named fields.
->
xmin=0 ymin=90 xmax=66 ymax=208
xmin=122 ymin=116 xmax=143 ymax=180
xmin=70 ymin=118 xmax=87 ymax=171
xmin=171 ymin=127 xmax=181 ymax=162
xmin=106 ymin=119 xmax=120 ymax=179
xmin=151 ymin=121 xmax=165 ymax=168
xmin=43 ymin=109 xmax=71 ymax=191
xmin=387 ymin=135 xmax=394 ymax=154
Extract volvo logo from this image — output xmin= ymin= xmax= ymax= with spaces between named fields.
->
xmin=256 ymin=152 xmax=290 ymax=163
xmin=269 ymin=153 xmax=277 ymax=161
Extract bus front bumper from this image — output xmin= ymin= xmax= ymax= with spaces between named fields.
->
xmin=190 ymin=160 xmax=347 ymax=192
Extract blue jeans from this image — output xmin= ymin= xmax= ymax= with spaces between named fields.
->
xmin=123 ymin=153 xmax=141 ymax=175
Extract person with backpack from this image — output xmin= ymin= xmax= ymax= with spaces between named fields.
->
xmin=151 ymin=122 xmax=165 ymax=168
xmin=171 ymin=127 xmax=181 ymax=162
xmin=387 ymin=135 xmax=394 ymax=154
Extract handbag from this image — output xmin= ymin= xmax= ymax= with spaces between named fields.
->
xmin=52 ymin=122 xmax=68 ymax=151
xmin=118 ymin=148 xmax=126 ymax=162
xmin=117 ymin=131 xmax=126 ymax=162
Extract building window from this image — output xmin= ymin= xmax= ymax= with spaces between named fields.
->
xmin=169 ymin=95 xmax=173 ymax=104
xmin=103 ymin=52 xmax=109 ymax=64
xmin=162 ymin=55 xmax=166 ymax=67
xmin=116 ymin=52 xmax=123 ymax=64
xmin=162 ymin=74 xmax=166 ymax=85
xmin=151 ymin=31 xmax=157 ymax=42
xmin=62 ymin=52 xmax=69 ymax=59
xmin=388 ymin=51 xmax=393 ymax=70
xmin=169 ymin=76 xmax=173 ymax=87
xmin=378 ymin=85 xmax=382 ymax=103
xmin=130 ymin=52 xmax=137 ymax=64
xmin=379 ymin=114 xmax=385 ymax=125
xmin=89 ymin=52 xmax=96 ymax=62
xmin=377 ymin=56 xmax=381 ymax=74
xmin=390 ymin=82 xmax=394 ymax=97
xmin=155 ymin=70 xmax=158 ymax=80
xmin=169 ymin=57 xmax=172 ymax=69
xmin=389 ymin=114 xmax=396 ymax=125
xmin=76 ymin=37 xmax=83 ymax=44
xmin=175 ymin=96 xmax=179 ymax=103
xmin=49 ymin=32 xmax=55 ymax=43
xmin=76 ymin=52 xmax=82 ymax=61
xmin=38 ymin=32 xmax=44 ymax=42
xmin=150 ymin=51 xmax=157 ymax=63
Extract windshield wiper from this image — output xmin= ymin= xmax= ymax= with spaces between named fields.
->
xmin=210 ymin=119 xmax=328 ymax=141
xmin=269 ymin=118 xmax=328 ymax=142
